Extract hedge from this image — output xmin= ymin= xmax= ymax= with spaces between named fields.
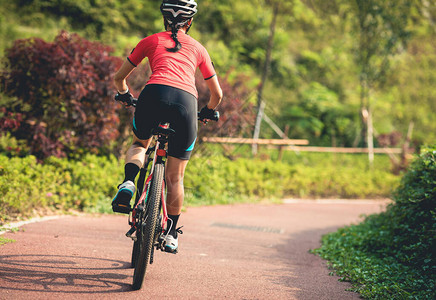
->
xmin=312 ymin=145 xmax=436 ymax=299
xmin=0 ymin=151 xmax=400 ymax=223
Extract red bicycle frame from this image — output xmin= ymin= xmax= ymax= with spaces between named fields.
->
xmin=129 ymin=124 xmax=170 ymax=236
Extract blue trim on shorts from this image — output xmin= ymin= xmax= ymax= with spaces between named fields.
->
xmin=133 ymin=117 xmax=137 ymax=131
xmin=186 ymin=138 xmax=196 ymax=152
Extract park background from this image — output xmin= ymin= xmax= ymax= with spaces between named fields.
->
xmin=0 ymin=1 xmax=435 ymax=299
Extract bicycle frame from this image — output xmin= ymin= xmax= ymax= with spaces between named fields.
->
xmin=128 ymin=123 xmax=173 ymax=243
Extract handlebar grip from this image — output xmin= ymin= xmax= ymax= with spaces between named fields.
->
xmin=211 ymin=111 xmax=220 ymax=121
xmin=198 ymin=111 xmax=220 ymax=122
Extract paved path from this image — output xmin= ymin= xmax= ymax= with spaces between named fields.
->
xmin=0 ymin=200 xmax=388 ymax=299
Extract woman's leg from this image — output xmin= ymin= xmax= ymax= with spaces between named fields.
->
xmin=163 ymin=156 xmax=189 ymax=252
xmin=126 ymin=134 xmax=153 ymax=169
xmin=165 ymin=156 xmax=189 ymax=215
xmin=112 ymin=133 xmax=152 ymax=213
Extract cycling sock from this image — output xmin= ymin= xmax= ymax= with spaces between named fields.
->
xmin=123 ymin=163 xmax=140 ymax=183
xmin=168 ymin=214 xmax=180 ymax=236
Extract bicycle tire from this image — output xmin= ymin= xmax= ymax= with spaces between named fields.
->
xmin=131 ymin=240 xmax=139 ymax=268
xmin=132 ymin=163 xmax=164 ymax=290
xmin=131 ymin=167 xmax=148 ymax=268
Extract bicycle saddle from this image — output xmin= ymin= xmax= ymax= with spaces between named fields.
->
xmin=152 ymin=125 xmax=176 ymax=136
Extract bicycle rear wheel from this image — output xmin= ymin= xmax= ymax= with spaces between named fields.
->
xmin=132 ymin=163 xmax=164 ymax=290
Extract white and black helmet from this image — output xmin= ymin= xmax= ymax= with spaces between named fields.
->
xmin=160 ymin=0 xmax=198 ymax=26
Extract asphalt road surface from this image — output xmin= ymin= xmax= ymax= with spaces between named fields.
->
xmin=0 ymin=200 xmax=388 ymax=299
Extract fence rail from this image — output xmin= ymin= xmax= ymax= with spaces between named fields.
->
xmin=201 ymin=137 xmax=309 ymax=146
xmin=202 ymin=137 xmax=408 ymax=154
xmin=278 ymin=146 xmax=405 ymax=154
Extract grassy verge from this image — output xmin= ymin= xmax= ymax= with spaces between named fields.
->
xmin=190 ymin=146 xmax=400 ymax=200
xmin=312 ymin=146 xmax=436 ymax=299
xmin=0 ymin=237 xmax=15 ymax=246
xmin=1 ymin=150 xmax=400 ymax=223
xmin=0 ymin=154 xmax=123 ymax=222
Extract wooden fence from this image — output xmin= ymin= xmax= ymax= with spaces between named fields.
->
xmin=201 ymin=137 xmax=309 ymax=146
xmin=201 ymin=137 xmax=406 ymax=154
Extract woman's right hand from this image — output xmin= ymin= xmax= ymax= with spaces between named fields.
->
xmin=198 ymin=105 xmax=216 ymax=123
xmin=115 ymin=91 xmax=135 ymax=107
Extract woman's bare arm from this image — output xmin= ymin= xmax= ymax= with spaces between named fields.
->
xmin=205 ymin=76 xmax=223 ymax=109
xmin=113 ymin=60 xmax=135 ymax=92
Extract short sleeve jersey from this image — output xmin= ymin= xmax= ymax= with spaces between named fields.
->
xmin=127 ymin=31 xmax=215 ymax=98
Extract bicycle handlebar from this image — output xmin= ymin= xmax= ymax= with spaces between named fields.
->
xmin=123 ymin=98 xmax=219 ymax=122
xmin=198 ymin=111 xmax=220 ymax=122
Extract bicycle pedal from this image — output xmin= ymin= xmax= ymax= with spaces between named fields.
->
xmin=125 ymin=227 xmax=136 ymax=238
xmin=112 ymin=204 xmax=131 ymax=214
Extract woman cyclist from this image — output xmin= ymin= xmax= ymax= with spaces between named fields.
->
xmin=111 ymin=0 xmax=222 ymax=253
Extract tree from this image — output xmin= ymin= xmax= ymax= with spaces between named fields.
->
xmin=351 ymin=0 xmax=412 ymax=164
xmin=252 ymin=0 xmax=294 ymax=155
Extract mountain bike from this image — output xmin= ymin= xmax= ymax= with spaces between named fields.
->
xmin=121 ymin=99 xmax=219 ymax=290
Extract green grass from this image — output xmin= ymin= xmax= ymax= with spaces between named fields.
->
xmin=192 ymin=145 xmax=400 ymax=200
xmin=312 ymin=145 xmax=436 ymax=299
xmin=312 ymin=215 xmax=435 ymax=299
xmin=0 ymin=236 xmax=15 ymax=246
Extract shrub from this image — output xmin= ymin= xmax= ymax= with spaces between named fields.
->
xmin=0 ymin=132 xmax=29 ymax=157
xmin=0 ymin=154 xmax=122 ymax=222
xmin=0 ymin=31 xmax=123 ymax=159
xmin=0 ymin=152 xmax=399 ymax=223
xmin=313 ymin=145 xmax=436 ymax=299
xmin=184 ymin=151 xmax=398 ymax=205
xmin=195 ymin=72 xmax=256 ymax=140
xmin=184 ymin=156 xmax=294 ymax=205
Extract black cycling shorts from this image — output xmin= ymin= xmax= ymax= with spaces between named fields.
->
xmin=133 ymin=84 xmax=197 ymax=160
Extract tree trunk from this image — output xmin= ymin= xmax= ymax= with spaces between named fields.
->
xmin=359 ymin=74 xmax=368 ymax=148
xmin=252 ymin=2 xmax=279 ymax=155
xmin=367 ymin=107 xmax=374 ymax=167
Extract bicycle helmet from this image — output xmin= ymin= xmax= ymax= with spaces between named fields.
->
xmin=160 ymin=0 xmax=198 ymax=27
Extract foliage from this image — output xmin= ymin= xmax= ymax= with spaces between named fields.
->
xmin=379 ymin=37 xmax=436 ymax=145
xmin=352 ymin=0 xmax=413 ymax=87
xmin=0 ymin=132 xmax=30 ymax=157
xmin=11 ymin=0 xmax=162 ymax=41
xmin=0 ymin=237 xmax=15 ymax=246
xmin=196 ymin=72 xmax=256 ymax=139
xmin=389 ymin=145 xmax=436 ymax=269
xmin=313 ymin=145 xmax=436 ymax=299
xmin=0 ymin=31 xmax=122 ymax=159
xmin=0 ymin=154 xmax=122 ymax=222
xmin=171 ymin=151 xmax=397 ymax=203
xmin=0 ymin=151 xmax=399 ymax=222
xmin=283 ymin=82 xmax=359 ymax=146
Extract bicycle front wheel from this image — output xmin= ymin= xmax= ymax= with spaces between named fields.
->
xmin=131 ymin=166 xmax=148 ymax=268
xmin=132 ymin=163 xmax=164 ymax=290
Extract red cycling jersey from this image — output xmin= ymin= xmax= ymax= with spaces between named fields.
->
xmin=127 ymin=31 xmax=216 ymax=98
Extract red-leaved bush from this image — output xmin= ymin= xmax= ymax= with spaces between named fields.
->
xmin=0 ymin=31 xmax=123 ymax=158
xmin=0 ymin=107 xmax=23 ymax=131
xmin=196 ymin=71 xmax=255 ymax=139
